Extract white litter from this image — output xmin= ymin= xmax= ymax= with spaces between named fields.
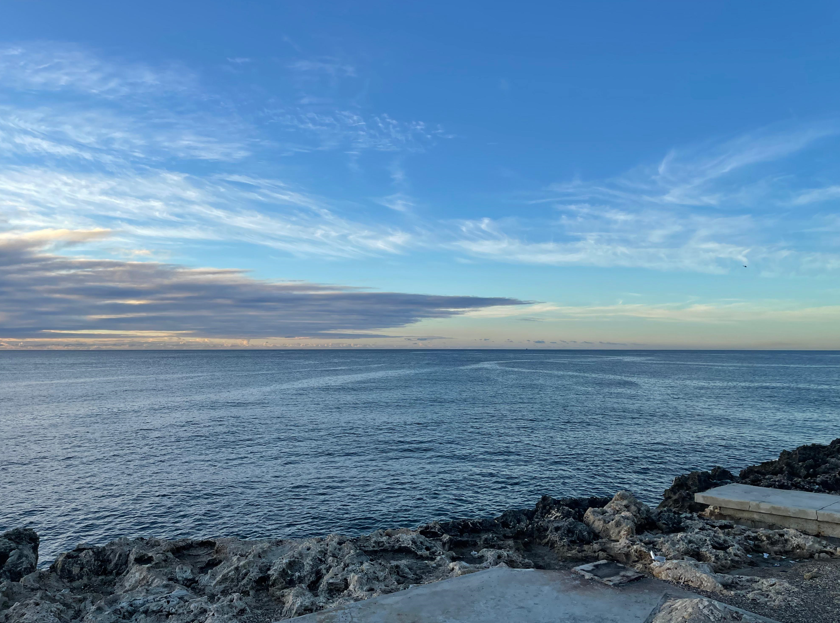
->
xmin=649 ymin=550 xmax=666 ymax=564
xmin=763 ymin=553 xmax=769 ymax=559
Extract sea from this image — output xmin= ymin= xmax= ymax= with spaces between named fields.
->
xmin=2 ymin=349 xmax=839 ymax=564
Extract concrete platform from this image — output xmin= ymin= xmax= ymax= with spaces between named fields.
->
xmin=289 ymin=567 xmax=776 ymax=623
xmin=696 ymin=483 xmax=840 ymax=537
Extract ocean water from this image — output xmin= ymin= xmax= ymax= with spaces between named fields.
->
xmin=2 ymin=350 xmax=839 ymax=564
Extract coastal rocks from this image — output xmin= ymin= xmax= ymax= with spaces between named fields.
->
xmin=739 ymin=438 xmax=840 ymax=493
xmin=583 ymin=491 xmax=652 ymax=540
xmin=0 ymin=523 xmax=540 ymax=623
xmin=649 ymin=554 xmax=799 ymax=608
xmin=0 ymin=506 xmax=830 ymax=622
xmin=8 ymin=434 xmax=840 ymax=623
xmin=0 ymin=530 xmax=39 ymax=582
xmin=650 ymin=597 xmax=768 ymax=623
xmin=659 ymin=467 xmax=736 ymax=513
xmin=651 ymin=559 xmax=727 ymax=592
xmin=748 ymin=528 xmax=837 ymax=559
xmin=417 ymin=494 xmax=609 ymax=552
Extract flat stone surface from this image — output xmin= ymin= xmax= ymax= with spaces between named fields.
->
xmin=816 ymin=500 xmax=840 ymax=524
xmin=572 ymin=560 xmax=643 ymax=586
xmin=696 ymin=484 xmax=771 ymax=511
xmin=290 ymin=567 xmax=697 ymax=622
xmin=696 ymin=484 xmax=840 ymax=522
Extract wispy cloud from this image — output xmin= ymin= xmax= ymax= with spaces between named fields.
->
xmin=453 ymin=213 xmax=753 ymax=273
xmin=265 ymin=109 xmax=447 ymax=154
xmin=0 ymin=106 xmax=253 ymax=164
xmin=0 ymin=42 xmax=428 ymax=259
xmin=533 ymin=301 xmax=840 ymax=324
xmin=546 ymin=122 xmax=840 ymax=209
xmin=287 ymin=58 xmax=357 ymax=78
xmin=376 ymin=192 xmax=415 ymax=213
xmin=0 ymin=229 xmax=523 ymax=342
xmin=452 ymin=122 xmax=840 ymax=274
xmin=792 ymin=185 xmax=840 ymax=206
xmin=0 ymin=43 xmax=196 ymax=97
xmin=0 ymin=167 xmax=413 ymax=257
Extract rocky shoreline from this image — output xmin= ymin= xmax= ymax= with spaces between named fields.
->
xmin=2 ymin=439 xmax=840 ymax=623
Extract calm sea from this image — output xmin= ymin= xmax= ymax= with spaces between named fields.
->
xmin=2 ymin=350 xmax=839 ymax=563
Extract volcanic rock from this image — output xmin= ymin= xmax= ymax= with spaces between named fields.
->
xmin=0 ymin=530 xmax=39 ymax=582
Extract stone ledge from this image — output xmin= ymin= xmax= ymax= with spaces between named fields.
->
xmin=695 ymin=484 xmax=840 ymax=537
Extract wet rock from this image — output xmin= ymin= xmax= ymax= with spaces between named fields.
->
xmin=0 ymin=529 xmax=39 ymax=582
xmin=739 ymin=438 xmax=840 ymax=492
xmin=659 ymin=466 xmax=736 ymax=513
xmin=583 ymin=491 xmax=652 ymax=541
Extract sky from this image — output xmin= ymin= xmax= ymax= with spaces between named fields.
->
xmin=1 ymin=1 xmax=840 ymax=349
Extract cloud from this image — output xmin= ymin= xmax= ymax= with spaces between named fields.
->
xmin=546 ymin=121 xmax=840 ymax=209
xmin=792 ymin=185 xmax=840 ymax=206
xmin=0 ymin=167 xmax=415 ymax=258
xmin=464 ymin=302 xmax=555 ymax=318
xmin=533 ymin=301 xmax=840 ymax=324
xmin=453 ymin=215 xmax=752 ymax=273
xmin=451 ymin=122 xmax=840 ymax=274
xmin=0 ymin=230 xmax=524 ymax=341
xmin=265 ymin=109 xmax=447 ymax=153
xmin=0 ymin=44 xmax=195 ymax=97
xmin=376 ymin=192 xmax=415 ymax=213
xmin=0 ymin=43 xmax=447 ymax=262
xmin=287 ymin=59 xmax=357 ymax=78
xmin=0 ymin=106 xmax=253 ymax=164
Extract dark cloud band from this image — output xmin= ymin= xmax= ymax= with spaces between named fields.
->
xmin=0 ymin=231 xmax=524 ymax=340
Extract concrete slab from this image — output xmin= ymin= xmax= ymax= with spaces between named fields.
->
xmin=290 ymin=567 xmax=697 ymax=623
xmin=749 ymin=487 xmax=838 ymax=520
xmin=695 ymin=484 xmax=771 ymax=511
xmin=695 ymin=484 xmax=840 ymax=537
xmin=816 ymin=500 xmax=840 ymax=524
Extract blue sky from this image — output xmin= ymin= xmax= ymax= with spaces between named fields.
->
xmin=1 ymin=1 xmax=839 ymax=348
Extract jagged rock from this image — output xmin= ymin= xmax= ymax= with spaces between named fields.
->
xmin=4 ymin=443 xmax=838 ymax=623
xmin=651 ymin=559 xmax=727 ymax=592
xmin=659 ymin=466 xmax=736 ymax=513
xmin=748 ymin=528 xmax=836 ymax=559
xmin=475 ymin=548 xmax=532 ymax=569
xmin=0 ymin=529 xmax=39 ymax=582
xmin=583 ymin=491 xmax=651 ymax=541
xmin=541 ymin=518 xmax=596 ymax=547
xmin=642 ymin=518 xmax=752 ymax=571
xmin=650 ymin=508 xmax=686 ymax=533
xmin=650 ymin=597 xmax=767 ymax=623
xmin=728 ymin=575 xmax=799 ymax=608
xmin=739 ymin=438 xmax=840 ymax=493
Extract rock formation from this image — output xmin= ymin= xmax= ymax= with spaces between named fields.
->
xmin=739 ymin=438 xmax=840 ymax=493
xmin=0 ymin=530 xmax=38 ymax=583
xmin=650 ymin=597 xmax=771 ymax=623
xmin=3 ymin=439 xmax=840 ymax=622
xmin=659 ymin=438 xmax=840 ymax=514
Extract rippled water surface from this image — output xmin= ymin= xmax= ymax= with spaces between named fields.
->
xmin=2 ymin=350 xmax=839 ymax=563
